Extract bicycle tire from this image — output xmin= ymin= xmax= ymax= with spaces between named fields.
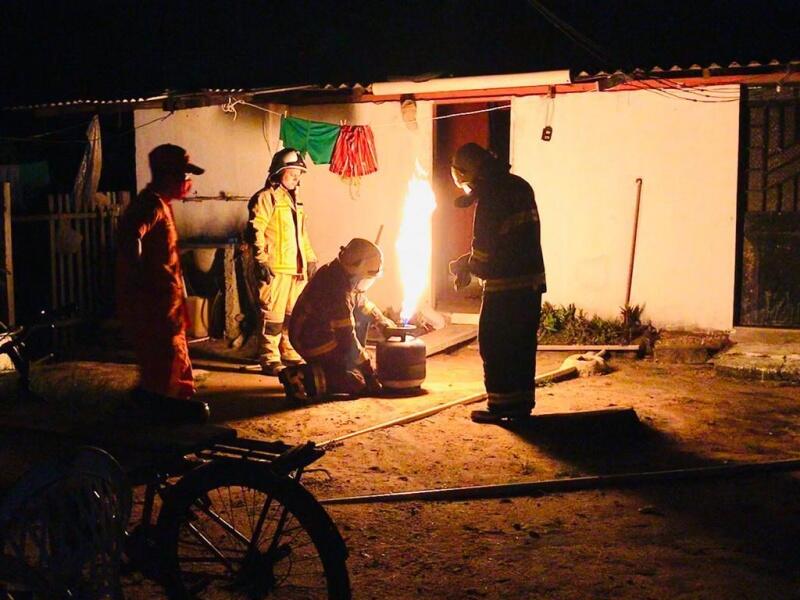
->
xmin=157 ymin=460 xmax=351 ymax=600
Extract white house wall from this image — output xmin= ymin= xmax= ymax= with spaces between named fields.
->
xmin=135 ymin=104 xmax=284 ymax=241
xmin=134 ymin=101 xmax=434 ymax=312
xmin=135 ymin=104 xmax=282 ymax=197
xmin=511 ymin=87 xmax=740 ymax=330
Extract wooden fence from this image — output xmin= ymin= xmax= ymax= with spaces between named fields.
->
xmin=9 ymin=191 xmax=129 ymax=324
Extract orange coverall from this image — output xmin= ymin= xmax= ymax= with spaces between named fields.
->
xmin=116 ymin=187 xmax=194 ymax=399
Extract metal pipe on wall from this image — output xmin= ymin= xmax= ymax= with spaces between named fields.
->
xmin=625 ymin=178 xmax=643 ymax=307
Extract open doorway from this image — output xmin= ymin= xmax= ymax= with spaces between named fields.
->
xmin=432 ymin=101 xmax=509 ymax=314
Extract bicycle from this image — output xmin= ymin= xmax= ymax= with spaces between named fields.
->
xmin=0 ymin=318 xmax=351 ymax=599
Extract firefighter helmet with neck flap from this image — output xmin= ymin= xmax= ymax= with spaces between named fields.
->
xmin=339 ymin=238 xmax=383 ymax=291
xmin=268 ymin=148 xmax=307 ymax=182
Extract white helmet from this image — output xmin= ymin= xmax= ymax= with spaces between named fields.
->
xmin=268 ymin=147 xmax=307 ymax=182
xmin=338 ymin=238 xmax=383 ymax=280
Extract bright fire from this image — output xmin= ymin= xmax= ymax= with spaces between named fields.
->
xmin=396 ymin=161 xmax=437 ymax=324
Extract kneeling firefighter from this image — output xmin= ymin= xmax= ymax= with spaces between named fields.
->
xmin=279 ymin=238 xmax=396 ymax=401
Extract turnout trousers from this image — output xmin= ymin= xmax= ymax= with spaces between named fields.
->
xmin=258 ymin=272 xmax=305 ymax=365
xmin=478 ymin=287 xmax=542 ymax=415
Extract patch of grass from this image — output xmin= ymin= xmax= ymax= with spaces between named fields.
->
xmin=538 ymin=302 xmax=652 ymax=345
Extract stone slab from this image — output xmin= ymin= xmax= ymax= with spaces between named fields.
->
xmin=654 ymin=345 xmax=712 ymax=364
xmin=713 ymin=353 xmax=786 ymax=381
xmin=713 ymin=342 xmax=800 ymax=383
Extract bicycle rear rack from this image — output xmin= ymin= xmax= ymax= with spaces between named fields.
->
xmin=197 ymin=439 xmax=325 ymax=476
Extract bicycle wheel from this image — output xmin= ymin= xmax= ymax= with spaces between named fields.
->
xmin=157 ymin=460 xmax=350 ymax=599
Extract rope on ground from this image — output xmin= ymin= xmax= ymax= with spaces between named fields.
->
xmin=319 ymin=350 xmax=608 ymax=448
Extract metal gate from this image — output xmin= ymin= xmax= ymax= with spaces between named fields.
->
xmin=737 ymin=86 xmax=800 ymax=328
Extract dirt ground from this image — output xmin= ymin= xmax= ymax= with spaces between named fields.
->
xmin=10 ymin=342 xmax=800 ymax=599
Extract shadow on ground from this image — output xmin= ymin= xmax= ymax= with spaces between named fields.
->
xmin=503 ymin=410 xmax=800 ymax=579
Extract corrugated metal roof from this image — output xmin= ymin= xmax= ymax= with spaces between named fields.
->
xmin=4 ymin=94 xmax=169 ymax=111
xmin=3 ymin=60 xmax=797 ymax=111
xmin=573 ymin=59 xmax=797 ymax=82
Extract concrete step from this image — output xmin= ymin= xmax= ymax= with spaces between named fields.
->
xmin=730 ymin=327 xmax=800 ymax=344
xmin=712 ymin=343 xmax=800 ymax=383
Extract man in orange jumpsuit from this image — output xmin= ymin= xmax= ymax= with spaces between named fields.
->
xmin=116 ymin=144 xmax=208 ymax=422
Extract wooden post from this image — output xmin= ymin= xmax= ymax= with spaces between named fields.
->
xmin=2 ymin=183 xmax=15 ymax=327
xmin=86 ymin=202 xmax=95 ymax=313
xmin=98 ymin=198 xmax=108 ymax=305
xmin=57 ymin=195 xmax=66 ymax=308
xmin=74 ymin=194 xmax=85 ymax=314
xmin=65 ymin=195 xmax=75 ymax=307
xmin=48 ymin=195 xmax=57 ymax=311
xmin=223 ymin=244 xmax=241 ymax=341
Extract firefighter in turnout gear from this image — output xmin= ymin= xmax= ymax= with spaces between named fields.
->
xmin=280 ymin=238 xmax=396 ymax=402
xmin=245 ymin=148 xmax=318 ymax=376
xmin=448 ymin=143 xmax=546 ymax=422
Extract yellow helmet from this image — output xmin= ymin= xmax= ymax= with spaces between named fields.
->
xmin=338 ymin=238 xmax=383 ymax=279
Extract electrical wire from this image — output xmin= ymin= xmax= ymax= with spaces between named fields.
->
xmin=28 ymin=117 xmax=97 ymax=139
xmin=0 ymin=111 xmax=174 ymax=144
xmin=226 ymin=97 xmax=511 ymax=129
xmin=627 ymin=78 xmax=740 ymax=103
xmin=524 ymin=0 xmax=613 ymax=65
xmin=647 ymin=77 xmax=742 ymax=99
xmin=430 ymin=104 xmax=510 ymax=122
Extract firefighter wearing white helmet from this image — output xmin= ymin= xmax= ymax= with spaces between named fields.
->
xmin=283 ymin=238 xmax=396 ymax=400
xmin=245 ymin=147 xmax=318 ymax=376
xmin=448 ymin=142 xmax=547 ymax=423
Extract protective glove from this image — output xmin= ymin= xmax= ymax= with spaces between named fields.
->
xmin=448 ymin=254 xmax=471 ymax=291
xmin=454 ymin=270 xmax=471 ymax=291
xmin=306 ymin=261 xmax=318 ymax=280
xmin=376 ymin=316 xmax=397 ymax=337
xmin=257 ymin=262 xmax=275 ymax=284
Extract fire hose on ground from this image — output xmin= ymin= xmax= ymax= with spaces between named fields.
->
xmin=316 ymin=347 xmax=800 ymax=504
xmin=320 ymin=350 xmax=593 ymax=448
xmin=319 ymin=458 xmax=800 ymax=506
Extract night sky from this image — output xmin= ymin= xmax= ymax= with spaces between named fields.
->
xmin=1 ymin=0 xmax=799 ymax=107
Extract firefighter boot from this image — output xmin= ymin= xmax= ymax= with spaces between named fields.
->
xmin=471 ymin=391 xmax=534 ymax=423
xmin=279 ymin=364 xmax=326 ymax=403
xmin=358 ymin=360 xmax=383 ymax=396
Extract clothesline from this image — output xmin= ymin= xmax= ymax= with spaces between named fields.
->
xmin=223 ymin=95 xmax=512 ymax=182
xmin=221 ymin=97 xmax=511 ymax=128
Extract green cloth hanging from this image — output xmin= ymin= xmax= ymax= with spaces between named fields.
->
xmin=280 ymin=116 xmax=341 ymax=165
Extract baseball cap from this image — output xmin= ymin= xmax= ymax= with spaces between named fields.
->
xmin=149 ymin=144 xmax=205 ymax=176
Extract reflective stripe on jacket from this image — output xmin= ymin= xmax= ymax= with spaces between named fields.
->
xmin=289 ymin=260 xmax=378 ymax=368
xmin=245 ymin=184 xmax=316 ymax=275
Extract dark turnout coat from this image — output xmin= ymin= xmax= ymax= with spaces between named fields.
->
xmin=289 ymin=259 xmax=383 ymax=370
xmin=464 ymin=161 xmax=546 ymax=294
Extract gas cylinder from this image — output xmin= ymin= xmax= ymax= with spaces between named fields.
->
xmin=376 ymin=326 xmax=427 ymax=393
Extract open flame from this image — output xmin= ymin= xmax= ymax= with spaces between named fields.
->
xmin=395 ymin=161 xmax=437 ymax=324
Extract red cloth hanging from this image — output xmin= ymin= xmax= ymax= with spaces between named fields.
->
xmin=329 ymin=125 xmax=379 ymax=177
